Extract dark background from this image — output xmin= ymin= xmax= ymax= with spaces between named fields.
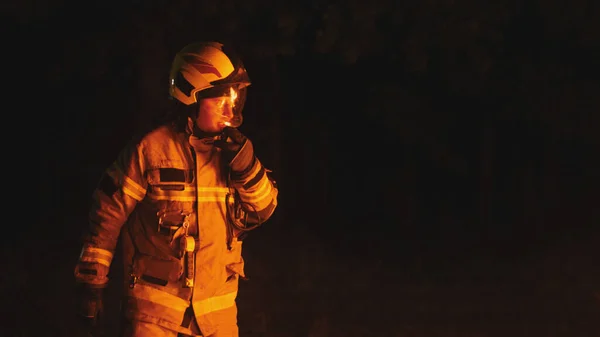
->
xmin=10 ymin=0 xmax=600 ymax=335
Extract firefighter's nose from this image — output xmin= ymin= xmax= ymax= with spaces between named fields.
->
xmin=222 ymin=104 xmax=233 ymax=117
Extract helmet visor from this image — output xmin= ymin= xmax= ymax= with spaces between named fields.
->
xmin=196 ymin=85 xmax=247 ymax=128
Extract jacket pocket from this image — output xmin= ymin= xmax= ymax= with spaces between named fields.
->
xmin=134 ymin=254 xmax=183 ymax=286
xmin=224 ymin=238 xmax=245 ymax=280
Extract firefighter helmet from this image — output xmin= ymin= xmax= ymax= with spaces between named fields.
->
xmin=169 ymin=41 xmax=251 ymax=106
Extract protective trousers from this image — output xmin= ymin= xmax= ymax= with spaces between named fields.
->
xmin=118 ymin=305 xmax=239 ymax=337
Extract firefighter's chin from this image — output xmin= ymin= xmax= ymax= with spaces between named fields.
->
xmin=217 ymin=121 xmax=236 ymax=129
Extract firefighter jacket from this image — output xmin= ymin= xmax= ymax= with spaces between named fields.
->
xmin=74 ymin=123 xmax=278 ymax=336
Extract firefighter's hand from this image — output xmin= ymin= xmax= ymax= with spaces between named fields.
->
xmin=75 ymin=283 xmax=105 ymax=334
xmin=214 ymin=127 xmax=255 ymax=173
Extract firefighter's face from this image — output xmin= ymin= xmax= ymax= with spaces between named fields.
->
xmin=194 ymin=96 xmax=234 ymax=133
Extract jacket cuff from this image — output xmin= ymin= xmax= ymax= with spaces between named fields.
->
xmin=74 ymin=262 xmax=110 ymax=288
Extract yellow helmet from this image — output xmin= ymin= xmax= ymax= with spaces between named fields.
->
xmin=169 ymin=41 xmax=251 ymax=106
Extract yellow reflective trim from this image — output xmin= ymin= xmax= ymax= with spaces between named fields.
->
xmin=248 ymin=161 xmax=263 ymax=177
xmin=123 ymin=174 xmax=147 ymax=195
xmin=80 ymin=247 xmax=114 ymax=267
xmin=106 ymin=164 xmax=147 ymax=201
xmin=83 ymin=247 xmax=114 ymax=258
xmin=147 ymin=189 xmax=197 ymax=201
xmin=123 ymin=185 xmax=146 ymax=201
xmin=80 ymin=256 xmax=112 ymax=267
xmin=152 ymin=183 xmax=196 ymax=190
xmin=129 ymin=284 xmax=189 ymax=312
xmin=197 ymin=197 xmax=225 ymax=202
xmin=197 ymin=187 xmax=229 ymax=192
xmin=146 ymin=186 xmax=228 ymax=202
xmin=240 ymin=179 xmax=273 ymax=203
xmin=147 ymin=195 xmax=226 ymax=203
xmin=150 ymin=185 xmax=196 ymax=191
xmin=148 ymin=195 xmax=197 ymax=202
xmin=195 ymin=291 xmax=237 ymax=316
xmin=255 ymin=187 xmax=275 ymax=206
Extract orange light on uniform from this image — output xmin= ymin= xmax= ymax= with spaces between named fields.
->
xmin=222 ymin=87 xmax=238 ymax=127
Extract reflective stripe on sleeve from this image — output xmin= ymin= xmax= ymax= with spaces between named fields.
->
xmin=79 ymin=247 xmax=114 ymax=267
xmin=241 ymin=164 xmax=264 ymax=190
xmin=122 ymin=175 xmax=147 ymax=201
xmin=240 ymin=175 xmax=273 ymax=203
xmin=108 ymin=164 xmax=147 ymax=201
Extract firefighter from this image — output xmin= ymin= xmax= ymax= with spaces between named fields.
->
xmin=74 ymin=41 xmax=278 ymax=337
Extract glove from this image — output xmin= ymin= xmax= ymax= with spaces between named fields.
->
xmin=214 ymin=127 xmax=255 ymax=174
xmin=75 ymin=283 xmax=105 ymax=335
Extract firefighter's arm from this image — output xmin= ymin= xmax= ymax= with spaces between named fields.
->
xmin=75 ymin=143 xmax=147 ymax=288
xmin=228 ymin=137 xmax=278 ymax=224
xmin=215 ymin=127 xmax=278 ymax=223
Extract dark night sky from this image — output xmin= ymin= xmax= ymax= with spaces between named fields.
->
xmin=13 ymin=0 xmax=600 ymax=335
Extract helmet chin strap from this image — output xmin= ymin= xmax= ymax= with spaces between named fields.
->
xmin=193 ymin=125 xmax=221 ymax=139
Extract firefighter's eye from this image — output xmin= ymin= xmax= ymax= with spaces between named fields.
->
xmin=215 ymin=97 xmax=230 ymax=108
